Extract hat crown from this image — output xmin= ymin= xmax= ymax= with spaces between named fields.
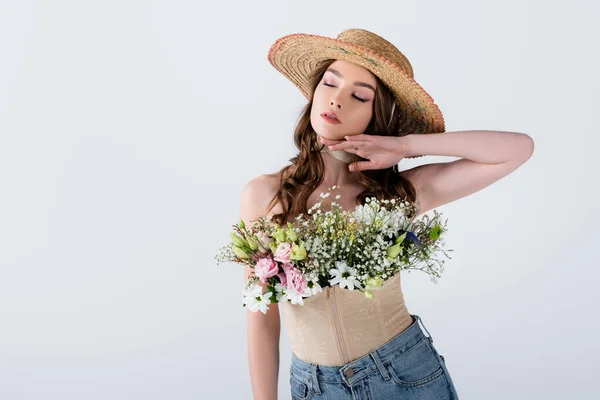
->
xmin=266 ymin=28 xmax=445 ymax=138
xmin=336 ymin=29 xmax=414 ymax=78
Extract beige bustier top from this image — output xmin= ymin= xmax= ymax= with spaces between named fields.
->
xmin=279 ymin=271 xmax=413 ymax=366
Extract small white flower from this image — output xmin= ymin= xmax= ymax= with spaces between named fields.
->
xmin=285 ymin=288 xmax=305 ymax=305
xmin=329 ymin=261 xmax=363 ymax=290
xmin=307 ymin=281 xmax=323 ymax=296
xmin=273 ymin=282 xmax=286 ymax=302
xmin=242 ymin=283 xmax=273 ymax=314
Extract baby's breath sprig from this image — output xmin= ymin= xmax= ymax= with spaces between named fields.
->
xmin=289 ymin=187 xmax=453 ymax=297
xmin=215 ymin=186 xmax=454 ymax=312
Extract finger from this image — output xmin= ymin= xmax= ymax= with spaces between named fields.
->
xmin=328 ymin=140 xmax=367 ymax=151
xmin=328 ymin=145 xmax=358 ymax=157
xmin=344 ymin=134 xmax=370 ymax=141
xmin=349 ymin=160 xmax=375 ymax=172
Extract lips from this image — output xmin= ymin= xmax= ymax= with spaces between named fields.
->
xmin=320 ymin=111 xmax=341 ymax=123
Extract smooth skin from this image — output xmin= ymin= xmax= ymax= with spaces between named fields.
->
xmin=321 ymin=127 xmax=534 ymax=215
xmin=240 ymin=59 xmax=534 ymax=400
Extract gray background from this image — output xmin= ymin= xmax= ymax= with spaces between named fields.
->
xmin=1 ymin=0 xmax=598 ymax=399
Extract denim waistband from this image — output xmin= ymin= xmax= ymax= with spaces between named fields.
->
xmin=290 ymin=313 xmax=433 ymax=392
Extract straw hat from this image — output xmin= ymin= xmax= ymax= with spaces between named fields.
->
xmin=267 ymin=28 xmax=445 ymax=139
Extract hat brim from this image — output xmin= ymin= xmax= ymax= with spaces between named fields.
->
xmin=268 ymin=33 xmax=445 ymax=138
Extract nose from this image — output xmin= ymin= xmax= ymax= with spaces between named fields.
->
xmin=330 ymin=100 xmax=342 ymax=109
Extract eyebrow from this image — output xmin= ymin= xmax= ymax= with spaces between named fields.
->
xmin=325 ymin=68 xmax=376 ymax=92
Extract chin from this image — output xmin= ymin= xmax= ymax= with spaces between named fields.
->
xmin=319 ymin=132 xmax=346 ymax=141
xmin=314 ymin=126 xmax=345 ymax=140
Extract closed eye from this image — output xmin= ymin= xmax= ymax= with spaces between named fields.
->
xmin=323 ymin=82 xmax=368 ymax=103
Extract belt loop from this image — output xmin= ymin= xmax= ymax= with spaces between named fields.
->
xmin=311 ymin=364 xmax=322 ymax=394
xmin=370 ymin=350 xmax=390 ymax=381
xmin=414 ymin=314 xmax=434 ymax=343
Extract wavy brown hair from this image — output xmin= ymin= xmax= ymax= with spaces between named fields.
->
xmin=267 ymin=59 xmax=418 ymax=225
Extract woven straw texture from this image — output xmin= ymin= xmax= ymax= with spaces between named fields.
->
xmin=268 ymin=29 xmax=445 ymax=140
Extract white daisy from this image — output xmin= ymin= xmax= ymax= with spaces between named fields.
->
xmin=273 ymin=282 xmax=286 ymax=302
xmin=242 ymin=283 xmax=273 ymax=314
xmin=306 ymin=281 xmax=323 ymax=296
xmin=329 ymin=261 xmax=363 ymax=290
xmin=285 ymin=288 xmax=305 ymax=306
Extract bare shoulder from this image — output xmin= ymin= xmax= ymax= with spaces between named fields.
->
xmin=239 ymin=165 xmax=294 ymax=226
xmin=239 ymin=174 xmax=279 ymax=226
xmin=239 ymin=170 xmax=288 ymax=318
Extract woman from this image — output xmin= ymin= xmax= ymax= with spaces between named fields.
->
xmin=240 ymin=29 xmax=534 ymax=400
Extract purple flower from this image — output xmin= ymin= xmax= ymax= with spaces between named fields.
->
xmin=406 ymin=231 xmax=422 ymax=247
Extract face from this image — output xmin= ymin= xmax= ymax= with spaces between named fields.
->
xmin=310 ymin=59 xmax=377 ymax=140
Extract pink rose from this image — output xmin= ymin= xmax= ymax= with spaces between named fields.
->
xmin=254 ymin=257 xmax=279 ymax=284
xmin=274 ymin=242 xmax=292 ymax=263
xmin=282 ymin=262 xmax=307 ymax=292
xmin=277 ymin=271 xmax=287 ymax=286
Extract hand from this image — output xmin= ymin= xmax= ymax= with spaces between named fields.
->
xmin=319 ymin=134 xmax=410 ymax=172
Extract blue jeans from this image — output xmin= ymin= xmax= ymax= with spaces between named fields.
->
xmin=289 ymin=314 xmax=459 ymax=399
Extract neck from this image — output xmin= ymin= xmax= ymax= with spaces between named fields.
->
xmin=317 ymin=142 xmax=361 ymax=186
xmin=318 ymin=143 xmax=354 ymax=163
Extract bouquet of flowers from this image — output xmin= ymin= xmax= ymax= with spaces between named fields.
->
xmin=215 ymin=186 xmax=453 ymax=314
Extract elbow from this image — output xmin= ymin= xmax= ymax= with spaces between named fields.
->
xmin=515 ymin=133 xmax=534 ymax=162
xmin=523 ymin=134 xmax=535 ymax=159
xmin=505 ymin=133 xmax=534 ymax=167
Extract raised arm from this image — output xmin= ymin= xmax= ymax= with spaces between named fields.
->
xmin=240 ymin=175 xmax=281 ymax=400
xmin=401 ymin=130 xmax=535 ymax=214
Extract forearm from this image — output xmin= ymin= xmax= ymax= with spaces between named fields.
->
xmin=247 ymin=315 xmax=281 ymax=400
xmin=404 ymin=130 xmax=534 ymax=163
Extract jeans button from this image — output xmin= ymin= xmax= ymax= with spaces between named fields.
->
xmin=344 ymin=368 xmax=355 ymax=378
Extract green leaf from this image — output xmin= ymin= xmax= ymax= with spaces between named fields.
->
xmin=429 ymin=225 xmax=442 ymax=240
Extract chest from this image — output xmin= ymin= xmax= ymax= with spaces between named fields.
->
xmin=296 ymin=182 xmax=365 ymax=220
